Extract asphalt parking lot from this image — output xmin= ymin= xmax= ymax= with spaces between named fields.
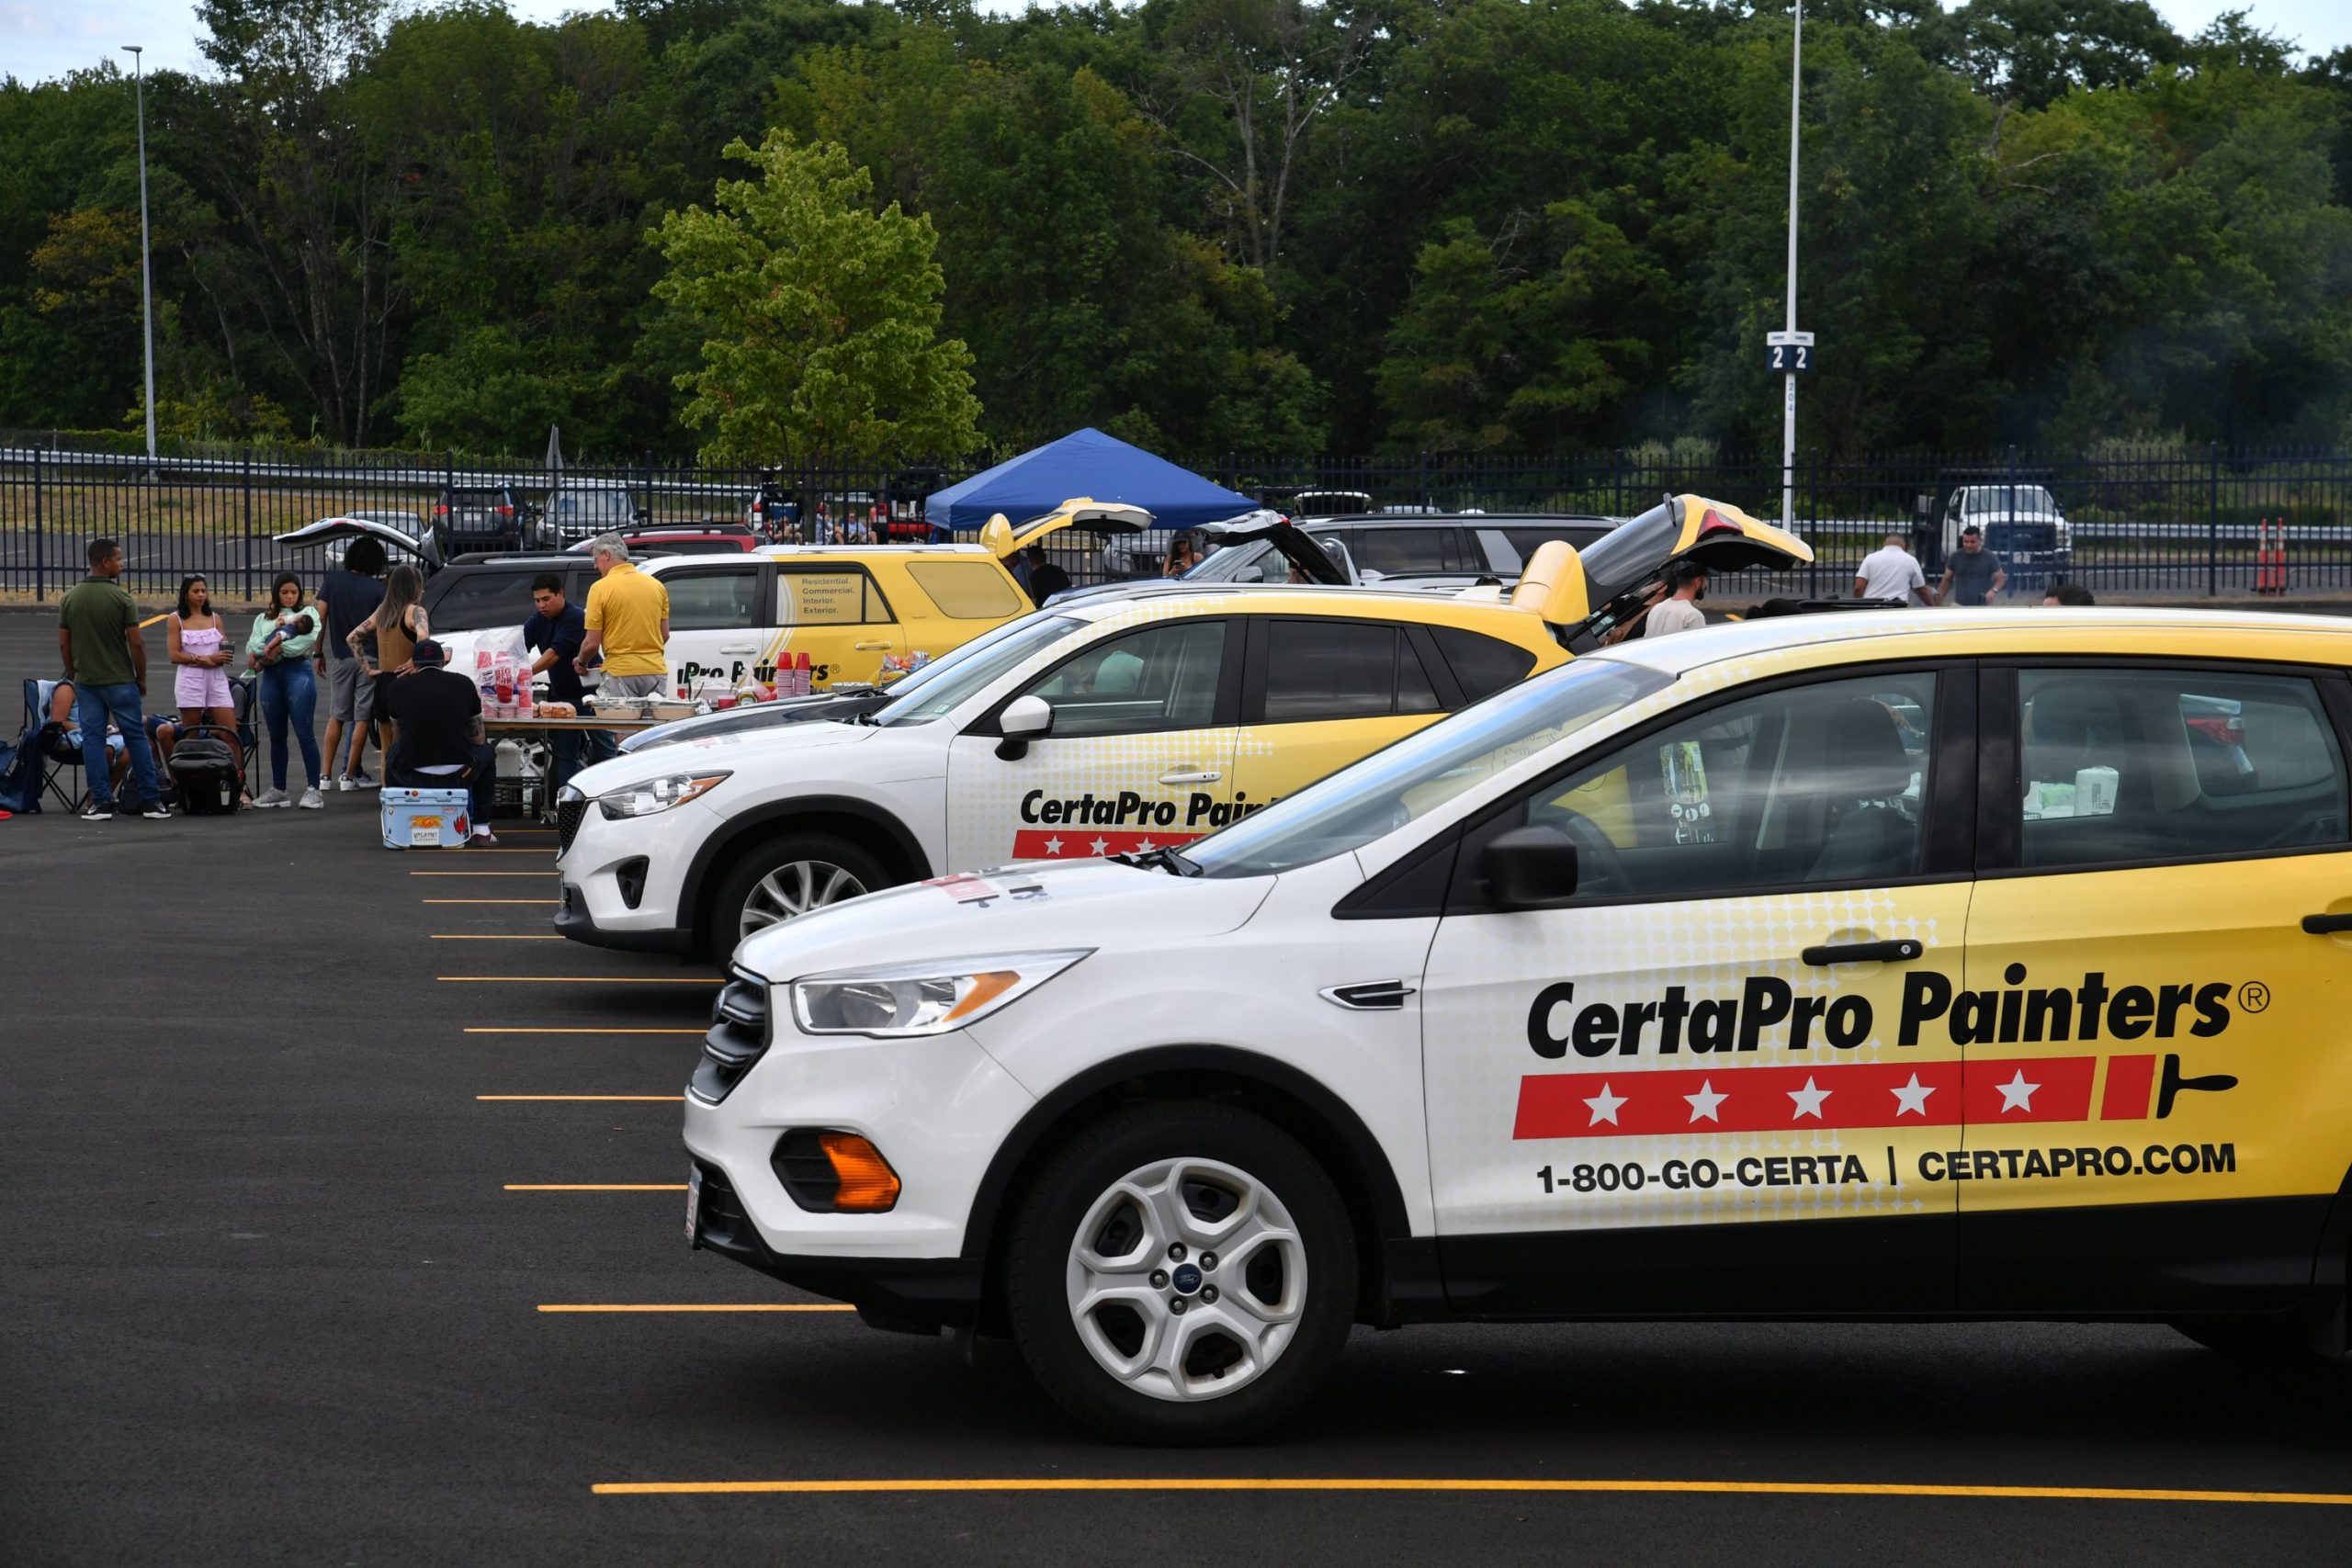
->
xmin=4 ymin=607 xmax=2350 ymax=1565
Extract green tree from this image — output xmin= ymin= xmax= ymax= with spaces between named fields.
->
xmin=649 ymin=129 xmax=980 ymax=465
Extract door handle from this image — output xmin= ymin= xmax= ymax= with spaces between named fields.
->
xmin=1159 ymin=770 xmax=1221 ymax=785
xmin=719 ymin=645 xmax=757 ymax=655
xmin=1801 ymin=939 xmax=1924 ymax=966
xmin=2301 ymin=913 xmax=2352 ymax=934
xmin=854 ymin=640 xmax=892 ymax=650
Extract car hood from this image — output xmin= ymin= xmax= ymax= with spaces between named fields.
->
xmin=568 ymin=716 xmax=880 ymax=795
xmin=732 ymin=858 xmax=1272 ymax=982
xmin=621 ymin=689 xmax=888 ymax=753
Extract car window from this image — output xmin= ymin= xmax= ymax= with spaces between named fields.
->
xmin=1021 ymin=620 xmax=1226 ymax=738
xmin=1348 ymin=527 xmax=1464 ymax=576
xmin=777 ymin=567 xmax=888 ymax=626
xmin=1489 ymin=525 xmax=1611 ymax=572
xmin=424 ymin=570 xmax=542 ymax=632
xmin=1430 ymin=626 xmax=1539 ymax=700
xmin=1258 ymin=620 xmax=1428 ymax=723
xmin=905 ymin=560 xmax=1024 ymax=619
xmin=1505 ymin=671 xmax=1939 ymax=900
xmin=664 ymin=567 xmax=763 ymax=631
xmin=1185 ymin=657 xmax=1670 ymax=878
xmin=2016 ymin=668 xmax=2347 ymax=869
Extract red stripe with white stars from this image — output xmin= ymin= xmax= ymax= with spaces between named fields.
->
xmin=1512 ymin=1058 xmax=2099 ymax=1140
xmin=1012 ymin=829 xmax=1205 ymax=859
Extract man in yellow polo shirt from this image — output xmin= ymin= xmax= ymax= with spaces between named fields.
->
xmin=574 ymin=534 xmax=672 ymax=700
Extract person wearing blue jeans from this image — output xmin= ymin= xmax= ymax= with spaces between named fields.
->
xmin=246 ymin=573 xmax=327 ymax=807
xmin=56 ymin=537 xmax=167 ymax=820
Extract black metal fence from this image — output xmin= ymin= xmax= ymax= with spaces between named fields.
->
xmin=4 ymin=434 xmax=2348 ymax=602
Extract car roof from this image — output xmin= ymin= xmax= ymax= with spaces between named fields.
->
xmin=1056 ymin=581 xmax=1560 ymax=642
xmin=1297 ymin=513 xmax=1617 ymax=530
xmin=1601 ymin=606 xmax=2352 ymax=682
xmin=632 ymin=543 xmax=1001 ymax=574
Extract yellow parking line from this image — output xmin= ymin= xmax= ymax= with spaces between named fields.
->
xmin=477 ymin=1095 xmax=684 ymax=1102
xmin=464 ymin=1027 xmax=704 ymax=1035
xmin=539 ymin=1303 xmax=852 ymax=1314
xmin=504 ymin=1184 xmax=687 ymax=1192
xmin=431 ymin=934 xmax=565 ymax=940
xmin=424 ymin=899 xmax=560 ymax=905
xmin=588 ymin=1477 xmax=2352 ymax=1505
xmin=410 ymin=871 xmax=553 ymax=876
xmin=438 ymin=976 xmax=718 ymax=984
xmin=465 ymin=849 xmax=559 ymax=853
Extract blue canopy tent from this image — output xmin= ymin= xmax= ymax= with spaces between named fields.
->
xmin=926 ymin=428 xmax=1257 ymax=532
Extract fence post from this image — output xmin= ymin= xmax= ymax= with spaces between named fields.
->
xmin=2206 ymin=442 xmax=2220 ymax=598
xmin=1806 ymin=447 xmax=1820 ymax=597
xmin=1417 ymin=450 xmax=1430 ymax=510
xmin=242 ymin=448 xmax=255 ymax=601
xmin=31 ymin=446 xmax=45 ymax=602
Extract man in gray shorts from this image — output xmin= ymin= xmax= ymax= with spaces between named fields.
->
xmin=317 ymin=535 xmax=389 ymax=788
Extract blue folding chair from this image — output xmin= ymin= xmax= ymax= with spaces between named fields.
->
xmin=21 ymin=678 xmax=89 ymax=813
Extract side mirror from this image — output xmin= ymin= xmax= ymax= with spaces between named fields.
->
xmin=1479 ymin=824 xmax=1581 ymax=911
xmin=996 ymin=694 xmax=1054 ymax=761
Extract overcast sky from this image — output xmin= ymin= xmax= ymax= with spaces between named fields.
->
xmin=5 ymin=0 xmax=2347 ymax=85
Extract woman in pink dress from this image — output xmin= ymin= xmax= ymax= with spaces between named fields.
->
xmin=167 ymin=576 xmax=238 ymax=731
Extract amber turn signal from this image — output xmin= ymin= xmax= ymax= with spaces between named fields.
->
xmin=818 ymin=1132 xmax=901 ymax=1213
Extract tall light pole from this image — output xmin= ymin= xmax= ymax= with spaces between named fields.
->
xmin=1778 ymin=1 xmax=1802 ymax=532
xmin=123 ymin=45 xmax=158 ymax=468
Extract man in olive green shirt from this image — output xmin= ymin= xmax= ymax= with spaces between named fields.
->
xmin=57 ymin=537 xmax=166 ymax=819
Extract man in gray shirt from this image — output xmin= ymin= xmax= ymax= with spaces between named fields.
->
xmin=1938 ymin=525 xmax=2007 ymax=606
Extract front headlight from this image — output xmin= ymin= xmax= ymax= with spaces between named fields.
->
xmin=791 ymin=950 xmax=1091 ymax=1039
xmin=596 ymin=771 xmax=729 ymax=818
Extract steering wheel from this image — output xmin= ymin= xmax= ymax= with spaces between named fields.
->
xmin=1538 ymin=807 xmax=1633 ymax=897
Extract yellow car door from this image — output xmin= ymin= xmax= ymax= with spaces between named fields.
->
xmin=1226 ymin=617 xmax=1464 ymax=815
xmin=1954 ymin=661 xmax=2352 ymax=1314
xmin=770 ymin=563 xmax=904 ymax=689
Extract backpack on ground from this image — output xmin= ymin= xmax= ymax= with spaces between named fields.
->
xmin=170 ymin=723 xmax=243 ymax=815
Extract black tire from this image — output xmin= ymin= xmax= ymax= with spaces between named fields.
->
xmin=1005 ymin=1100 xmax=1359 ymax=1444
xmin=2169 ymin=1316 xmax=2328 ymax=1360
xmin=706 ymin=830 xmax=888 ymax=956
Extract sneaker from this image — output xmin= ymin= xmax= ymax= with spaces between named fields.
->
xmin=81 ymin=803 xmax=115 ymax=821
xmin=137 ymin=800 xmax=173 ymax=820
xmin=470 ymin=829 xmax=501 ymax=848
xmin=349 ymin=771 xmax=379 ymax=790
xmin=254 ymin=788 xmax=290 ymax=808
xmin=298 ymin=786 xmax=325 ymax=810
xmin=335 ymin=774 xmax=356 ymax=793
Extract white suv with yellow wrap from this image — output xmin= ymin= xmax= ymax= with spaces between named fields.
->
xmin=553 ymin=495 xmax=1811 ymax=956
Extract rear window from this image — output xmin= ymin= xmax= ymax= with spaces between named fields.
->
xmin=1430 ymin=626 xmax=1540 ymax=700
xmin=1345 ymin=527 xmax=1467 ymax=575
xmin=779 ymin=567 xmax=889 ymax=626
xmin=1492 ymin=525 xmax=1611 ymax=570
xmin=906 ymin=561 xmax=1024 ymax=619
xmin=425 ymin=569 xmax=571 ymax=632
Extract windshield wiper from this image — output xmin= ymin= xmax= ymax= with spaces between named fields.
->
xmin=1111 ymin=845 xmax=1201 ymax=877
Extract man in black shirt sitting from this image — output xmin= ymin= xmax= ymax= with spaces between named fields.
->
xmin=379 ymin=639 xmax=499 ymax=847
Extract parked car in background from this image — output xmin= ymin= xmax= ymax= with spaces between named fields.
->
xmin=434 ymin=484 xmax=536 ymax=555
xmin=1926 ymin=479 xmax=2073 ymax=595
xmin=543 ymin=478 xmax=649 ymax=546
xmin=571 ymin=522 xmax=760 ymax=557
xmin=1185 ymin=513 xmax=1620 ymax=587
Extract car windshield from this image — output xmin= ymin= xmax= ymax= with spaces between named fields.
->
xmin=871 ymin=614 xmax=1086 ymax=726
xmin=1182 ymin=656 xmax=1670 ymax=878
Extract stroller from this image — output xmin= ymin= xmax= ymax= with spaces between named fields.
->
xmin=169 ymin=722 xmax=245 ymax=815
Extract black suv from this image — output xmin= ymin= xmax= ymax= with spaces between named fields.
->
xmin=435 ymin=484 xmax=537 ymax=555
xmin=419 ymin=552 xmax=597 ymax=635
xmin=1186 ymin=513 xmax=1618 ymax=585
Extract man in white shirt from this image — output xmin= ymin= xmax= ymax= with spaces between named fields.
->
xmin=1854 ymin=534 xmax=1934 ymax=605
xmin=1643 ymin=562 xmax=1710 ymax=637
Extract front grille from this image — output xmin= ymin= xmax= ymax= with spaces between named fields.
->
xmin=692 ymin=972 xmax=772 ymax=1102
xmin=556 ymin=797 xmax=587 ymax=852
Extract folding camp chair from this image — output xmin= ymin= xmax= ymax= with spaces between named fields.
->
xmin=21 ymin=678 xmax=89 ymax=813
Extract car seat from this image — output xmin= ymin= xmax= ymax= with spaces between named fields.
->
xmin=1804 ymin=698 xmax=1921 ymax=883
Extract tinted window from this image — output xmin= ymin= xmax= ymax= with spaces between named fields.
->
xmin=1430 ymin=626 xmax=1539 ymax=700
xmin=1506 ymin=672 xmax=1938 ymax=900
xmin=1021 ymin=620 xmax=1225 ymax=738
xmin=664 ymin=567 xmax=763 ymax=631
xmin=1490 ymin=525 xmax=1611 ymax=571
xmin=777 ymin=567 xmax=887 ymax=626
xmin=1347 ymin=527 xmax=1464 ymax=576
xmin=424 ymin=570 xmax=550 ymax=632
xmin=2017 ymin=668 xmax=2347 ymax=869
xmin=1260 ymin=621 xmax=1419 ymax=722
xmin=906 ymin=560 xmax=1024 ymax=619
